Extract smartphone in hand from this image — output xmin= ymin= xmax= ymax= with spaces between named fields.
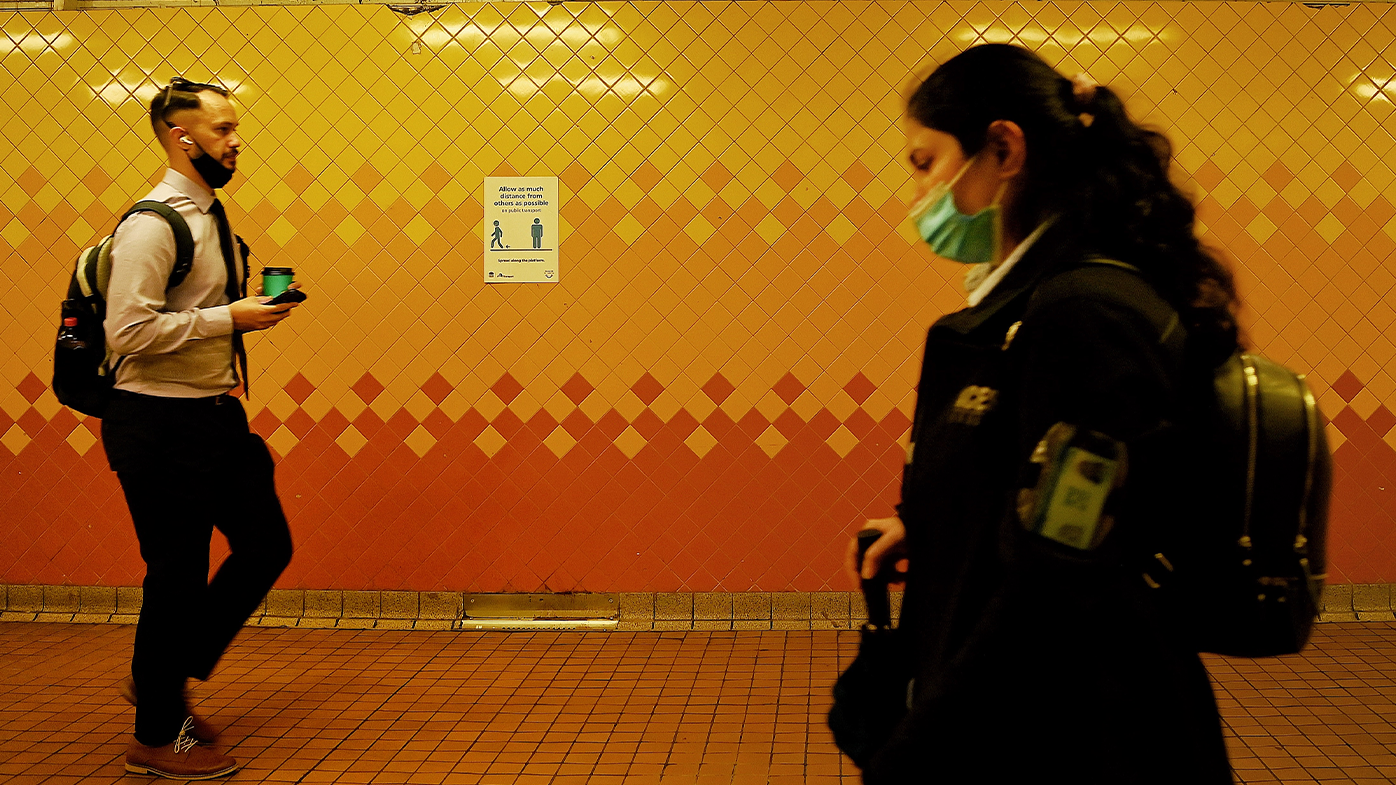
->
xmin=266 ymin=289 xmax=306 ymax=306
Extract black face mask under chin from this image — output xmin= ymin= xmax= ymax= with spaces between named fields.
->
xmin=187 ymin=141 xmax=234 ymax=189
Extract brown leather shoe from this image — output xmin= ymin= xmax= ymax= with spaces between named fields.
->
xmin=125 ymin=718 xmax=237 ymax=780
xmin=119 ymin=677 xmax=219 ymax=743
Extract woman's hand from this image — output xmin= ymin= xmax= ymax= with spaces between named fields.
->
xmin=845 ymin=516 xmax=909 ymax=587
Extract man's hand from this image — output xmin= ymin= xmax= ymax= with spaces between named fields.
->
xmin=230 ymin=281 xmax=302 ymax=331
xmin=844 ymin=516 xmax=909 ymax=587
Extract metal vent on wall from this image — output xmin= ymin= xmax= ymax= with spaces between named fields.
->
xmin=456 ymin=593 xmax=618 ymax=632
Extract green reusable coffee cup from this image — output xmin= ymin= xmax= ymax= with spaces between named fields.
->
xmin=262 ymin=267 xmax=294 ymax=297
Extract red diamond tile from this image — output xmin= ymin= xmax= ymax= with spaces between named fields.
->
xmin=629 ymin=161 xmax=664 ymax=192
xmin=1367 ymin=406 xmax=1396 ymax=438
xmin=668 ymin=409 xmax=699 ymax=439
xmin=1192 ymin=160 xmax=1225 ymax=191
xmin=250 ymin=408 xmax=281 ymax=434
xmin=596 ymin=410 xmax=628 ymax=439
xmin=774 ymin=409 xmax=804 ymax=438
xmin=491 ymin=408 xmax=524 ymax=438
xmin=48 ymin=405 xmax=78 ymax=435
xmin=701 ymin=161 xmax=733 ymax=193
xmin=525 ymin=409 xmax=558 ymax=439
xmin=561 ymin=373 xmax=594 ymax=405
xmin=1365 ymin=197 xmax=1395 ymax=228
xmin=1261 ymin=161 xmax=1294 ymax=192
xmin=844 ymin=408 xmax=876 ymax=439
xmin=284 ymin=163 xmax=315 ymax=194
xmin=559 ymin=161 xmax=592 ymax=190
xmin=352 ymin=373 xmax=384 ymax=404
xmin=736 ymin=409 xmax=769 ymax=439
xmin=561 ymin=409 xmax=593 ymax=439
xmin=629 ymin=196 xmax=664 ymax=228
xmin=418 ymin=162 xmax=451 ymax=192
xmin=772 ymin=195 xmax=803 ymax=228
xmin=318 ymin=408 xmax=351 ymax=438
xmin=841 ymin=161 xmax=875 ymax=192
xmin=81 ymin=165 xmax=112 ymax=197
xmin=702 ymin=373 xmax=735 ymax=405
xmin=492 ymin=372 xmax=524 ymax=404
xmin=1332 ymin=370 xmax=1364 ymax=403
xmin=16 ymin=373 xmax=46 ymax=405
xmin=421 ymin=372 xmax=453 ymax=405
xmin=349 ymin=162 xmax=383 ymax=194
xmin=843 ymin=372 xmax=876 ymax=405
xmin=631 ymin=373 xmax=664 ymax=406
xmin=1331 ymin=161 xmax=1362 ymax=192
xmin=422 ymin=408 xmax=453 ymax=439
xmin=285 ymin=408 xmax=316 ymax=439
xmin=772 ymin=372 xmax=806 ymax=405
xmin=17 ymin=166 xmax=45 ymax=197
xmin=700 ymin=197 xmax=733 ymax=229
xmin=771 ymin=160 xmax=804 ymax=192
xmin=351 ymin=408 xmax=383 ymax=440
xmin=284 ymin=373 xmax=316 ymax=405
xmin=632 ymin=409 xmax=664 ymax=440
xmin=807 ymin=409 xmax=840 ymax=439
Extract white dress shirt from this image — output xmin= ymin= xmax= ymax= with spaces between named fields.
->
xmin=966 ymin=219 xmax=1055 ymax=307
xmin=105 ymin=169 xmax=240 ymax=397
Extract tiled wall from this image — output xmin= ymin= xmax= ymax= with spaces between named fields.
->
xmin=2 ymin=1 xmax=1394 ymax=591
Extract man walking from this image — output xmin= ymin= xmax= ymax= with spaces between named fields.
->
xmin=102 ymin=77 xmax=298 ymax=779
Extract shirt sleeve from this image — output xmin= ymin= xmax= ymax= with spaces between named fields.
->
xmin=104 ymin=212 xmax=234 ymax=356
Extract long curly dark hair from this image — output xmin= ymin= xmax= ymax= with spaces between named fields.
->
xmin=908 ymin=44 xmax=1239 ymax=357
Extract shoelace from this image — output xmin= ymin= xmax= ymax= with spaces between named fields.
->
xmin=172 ymin=716 xmax=198 ymax=754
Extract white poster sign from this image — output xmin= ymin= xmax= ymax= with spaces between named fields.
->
xmin=483 ymin=176 xmax=559 ymax=283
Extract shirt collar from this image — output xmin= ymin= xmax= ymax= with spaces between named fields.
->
xmin=966 ymin=217 xmax=1056 ymax=307
xmin=162 ymin=168 xmax=215 ymax=213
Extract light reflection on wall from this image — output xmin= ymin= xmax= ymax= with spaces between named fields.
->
xmin=412 ymin=23 xmax=672 ymax=105
xmin=0 ymin=30 xmax=74 ymax=56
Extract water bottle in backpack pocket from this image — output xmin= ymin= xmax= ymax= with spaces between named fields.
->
xmin=51 ymin=201 xmax=194 ymax=417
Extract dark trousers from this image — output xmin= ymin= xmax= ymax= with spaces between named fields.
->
xmin=102 ymin=391 xmax=292 ymax=746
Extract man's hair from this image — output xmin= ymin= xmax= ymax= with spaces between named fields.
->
xmin=149 ymin=77 xmax=230 ymax=136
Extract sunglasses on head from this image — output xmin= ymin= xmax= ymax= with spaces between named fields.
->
xmin=168 ymin=76 xmax=229 ymax=95
xmin=159 ymin=76 xmax=231 ymax=126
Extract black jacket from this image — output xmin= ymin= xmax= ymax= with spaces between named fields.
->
xmin=865 ymin=229 xmax=1233 ymax=784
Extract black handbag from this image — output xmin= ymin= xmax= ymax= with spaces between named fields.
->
xmin=828 ymin=530 xmax=913 ymax=769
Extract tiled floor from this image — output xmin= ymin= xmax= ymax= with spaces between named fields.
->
xmin=0 ymin=623 xmax=1393 ymax=784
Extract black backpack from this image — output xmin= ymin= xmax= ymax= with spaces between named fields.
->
xmin=53 ymin=201 xmax=194 ymax=417
xmin=1152 ymin=351 xmax=1331 ymax=657
xmin=1080 ymin=260 xmax=1332 ymax=657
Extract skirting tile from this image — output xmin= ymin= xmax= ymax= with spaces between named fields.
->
xmin=0 ymin=585 xmax=1387 ymax=630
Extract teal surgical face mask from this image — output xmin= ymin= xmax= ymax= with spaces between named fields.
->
xmin=908 ymin=157 xmax=1001 ymax=265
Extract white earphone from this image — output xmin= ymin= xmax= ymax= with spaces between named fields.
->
xmin=180 ymin=136 xmax=192 ymax=144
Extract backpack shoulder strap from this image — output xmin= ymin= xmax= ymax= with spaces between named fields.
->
xmin=124 ymin=200 xmax=196 ymax=289
xmin=1080 ymin=256 xmax=1141 ymax=274
xmin=1026 ymin=256 xmax=1181 ymax=348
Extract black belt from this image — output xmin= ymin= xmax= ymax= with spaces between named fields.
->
xmin=113 ymin=389 xmax=236 ymax=406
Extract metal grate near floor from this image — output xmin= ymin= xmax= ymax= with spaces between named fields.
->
xmin=0 ymin=622 xmax=1393 ymax=784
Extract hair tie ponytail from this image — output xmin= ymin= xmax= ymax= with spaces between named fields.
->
xmin=906 ymin=44 xmax=1240 ymax=345
xmin=1071 ymin=73 xmax=1099 ymax=127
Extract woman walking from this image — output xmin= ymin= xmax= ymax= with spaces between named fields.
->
xmin=846 ymin=44 xmax=1237 ymax=783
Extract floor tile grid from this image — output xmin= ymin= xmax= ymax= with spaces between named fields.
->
xmin=4 ymin=622 xmax=1396 ymax=783
xmin=1204 ymin=624 xmax=1396 ymax=784
xmin=181 ymin=630 xmax=856 ymax=785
